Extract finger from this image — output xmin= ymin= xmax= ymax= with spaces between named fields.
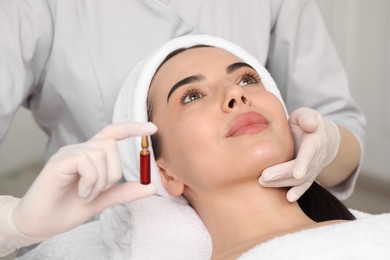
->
xmin=77 ymin=154 xmax=99 ymax=199
xmin=103 ymin=139 xmax=123 ymax=187
xmin=260 ymin=160 xmax=296 ymax=182
xmin=260 ymin=176 xmax=306 ymax=188
xmin=85 ymin=149 xmax=109 ymax=202
xmin=298 ymin=114 xmax=318 ymax=133
xmin=293 ymin=138 xmax=319 ymax=179
xmin=290 ymin=108 xmax=318 ymax=132
xmin=90 ymin=182 xmax=156 ymax=213
xmin=286 ymin=181 xmax=312 ymax=202
xmin=92 ymin=122 xmax=157 ymax=141
xmin=84 ymin=138 xmax=123 ymax=189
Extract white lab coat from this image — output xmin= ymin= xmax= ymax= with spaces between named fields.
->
xmin=0 ymin=0 xmax=365 ymax=198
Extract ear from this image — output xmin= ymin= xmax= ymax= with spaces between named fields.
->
xmin=156 ymin=158 xmax=185 ymax=197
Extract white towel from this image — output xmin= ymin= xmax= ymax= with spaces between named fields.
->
xmin=14 ymin=221 xmax=107 ymax=260
xmin=100 ymin=195 xmax=212 ymax=260
xmin=239 ymin=211 xmax=390 ymax=260
xmin=99 ymin=197 xmax=390 ymax=260
xmin=15 ymin=196 xmax=389 ymax=260
xmin=101 ymin=201 xmax=389 ymax=260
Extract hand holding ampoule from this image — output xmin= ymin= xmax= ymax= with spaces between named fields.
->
xmin=0 ymin=122 xmax=157 ymax=256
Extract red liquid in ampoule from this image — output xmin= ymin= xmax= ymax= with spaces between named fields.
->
xmin=140 ymin=153 xmax=150 ymax=184
xmin=140 ymin=136 xmax=150 ymax=185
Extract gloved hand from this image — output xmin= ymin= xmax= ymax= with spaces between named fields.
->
xmin=0 ymin=122 xmax=157 ymax=255
xmin=259 ymin=107 xmax=341 ymax=202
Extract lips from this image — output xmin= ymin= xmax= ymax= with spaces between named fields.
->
xmin=227 ymin=112 xmax=269 ymax=137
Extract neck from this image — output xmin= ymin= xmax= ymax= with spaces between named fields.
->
xmin=189 ymin=180 xmax=314 ymax=259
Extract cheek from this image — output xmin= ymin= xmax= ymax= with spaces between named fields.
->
xmin=272 ymin=102 xmax=294 ymax=157
xmin=250 ymin=93 xmax=295 ymax=164
xmin=267 ymin=103 xmax=294 ymax=157
xmin=174 ymin=109 xmax=214 ymax=147
xmin=271 ymin=117 xmax=294 ymax=163
xmin=238 ymin=128 xmax=293 ymax=177
xmin=162 ymin=108 xmax=218 ymax=177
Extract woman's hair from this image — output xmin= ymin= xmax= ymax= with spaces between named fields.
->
xmin=147 ymin=46 xmax=356 ymax=222
xmin=298 ymin=182 xmax=356 ymax=221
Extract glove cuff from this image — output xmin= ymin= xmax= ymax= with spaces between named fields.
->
xmin=0 ymin=196 xmax=42 ymax=256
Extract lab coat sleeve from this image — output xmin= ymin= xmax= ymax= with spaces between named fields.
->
xmin=0 ymin=0 xmax=53 ymax=143
xmin=267 ymin=0 xmax=366 ymax=200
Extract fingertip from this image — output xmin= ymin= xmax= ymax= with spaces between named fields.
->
xmin=145 ymin=122 xmax=158 ymax=134
xmin=302 ymin=112 xmax=317 ymax=121
xmin=83 ymin=183 xmax=104 ymax=203
xmin=83 ymin=193 xmax=98 ymax=204
xmin=97 ymin=122 xmax=158 ymax=140
xmin=286 ymin=190 xmax=298 ymax=202
xmin=260 ymin=170 xmax=279 ymax=182
xmin=258 ymin=176 xmax=266 ymax=186
xmin=287 ymin=185 xmax=307 ymax=202
xmin=293 ymin=164 xmax=307 ymax=179
xmin=90 ymin=182 xmax=157 ymax=211
xmin=121 ymin=181 xmax=157 ymax=201
xmin=141 ymin=183 xmax=157 ymax=195
xmin=260 ymin=172 xmax=270 ymax=182
xmin=78 ymin=181 xmax=93 ymax=199
xmin=293 ymin=170 xmax=304 ymax=179
xmin=300 ymin=114 xmax=318 ymax=131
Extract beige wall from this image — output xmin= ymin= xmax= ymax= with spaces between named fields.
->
xmin=0 ymin=108 xmax=47 ymax=175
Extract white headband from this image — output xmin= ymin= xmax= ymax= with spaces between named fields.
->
xmin=112 ymin=34 xmax=286 ymax=204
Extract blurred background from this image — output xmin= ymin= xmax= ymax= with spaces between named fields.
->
xmin=0 ymin=1 xmax=389 ymax=258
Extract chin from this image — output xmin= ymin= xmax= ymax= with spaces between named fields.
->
xmin=249 ymin=143 xmax=293 ymax=171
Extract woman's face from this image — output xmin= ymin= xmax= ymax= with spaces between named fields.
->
xmin=148 ymin=47 xmax=293 ymax=195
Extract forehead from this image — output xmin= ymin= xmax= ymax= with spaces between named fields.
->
xmin=162 ymin=47 xmax=242 ymax=74
xmin=151 ymin=47 xmax=243 ymax=87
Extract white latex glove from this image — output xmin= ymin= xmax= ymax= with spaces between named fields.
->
xmin=259 ymin=107 xmax=341 ymax=202
xmin=0 ymin=122 xmax=157 ymax=256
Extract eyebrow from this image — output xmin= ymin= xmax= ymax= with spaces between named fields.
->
xmin=226 ymin=62 xmax=254 ymax=74
xmin=167 ymin=74 xmax=205 ymax=103
xmin=166 ymin=62 xmax=254 ymax=103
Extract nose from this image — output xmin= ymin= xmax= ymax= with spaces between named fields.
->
xmin=222 ymin=85 xmax=249 ymax=112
